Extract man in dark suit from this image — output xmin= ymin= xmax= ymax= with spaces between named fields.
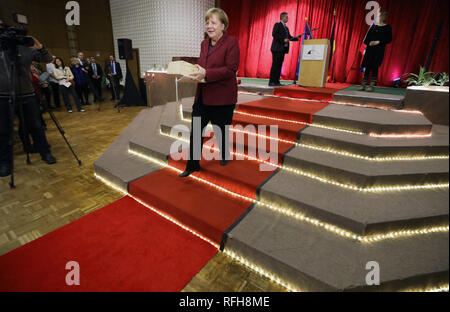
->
xmin=269 ymin=12 xmax=300 ymax=86
xmin=88 ymin=57 xmax=104 ymax=102
xmin=104 ymin=55 xmax=123 ymax=100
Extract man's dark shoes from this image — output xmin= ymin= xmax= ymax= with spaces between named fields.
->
xmin=220 ymin=159 xmax=229 ymax=166
xmin=41 ymin=153 xmax=57 ymax=164
xmin=178 ymin=167 xmax=200 ymax=178
xmin=0 ymin=163 xmax=11 ymax=177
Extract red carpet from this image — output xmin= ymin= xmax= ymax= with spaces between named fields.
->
xmin=0 ymin=196 xmax=217 ymax=292
xmin=273 ymin=83 xmax=351 ymax=101
xmin=129 ymin=97 xmax=329 ymax=245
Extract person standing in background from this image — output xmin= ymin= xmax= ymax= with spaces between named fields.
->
xmin=71 ymin=58 xmax=90 ymax=106
xmin=0 ymin=31 xmax=57 ymax=177
xmin=88 ymin=57 xmax=104 ymax=102
xmin=268 ymin=12 xmax=301 ymax=86
xmin=53 ymin=57 xmax=84 ymax=113
xmin=76 ymin=52 xmax=91 ymax=105
xmin=46 ymin=56 xmax=61 ymax=108
xmin=359 ymin=11 xmax=392 ymax=92
xmin=105 ymin=55 xmax=123 ymax=100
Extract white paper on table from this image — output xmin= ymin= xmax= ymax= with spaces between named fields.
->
xmin=302 ymin=45 xmax=325 ymax=61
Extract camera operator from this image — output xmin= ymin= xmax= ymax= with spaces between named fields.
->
xmin=0 ymin=19 xmax=57 ymax=177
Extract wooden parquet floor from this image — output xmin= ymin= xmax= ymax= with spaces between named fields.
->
xmin=0 ymin=100 xmax=285 ymax=292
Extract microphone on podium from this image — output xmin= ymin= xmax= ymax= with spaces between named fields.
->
xmin=297 ymin=27 xmax=320 ymax=37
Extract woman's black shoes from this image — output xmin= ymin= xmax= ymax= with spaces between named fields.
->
xmin=178 ymin=167 xmax=200 ymax=178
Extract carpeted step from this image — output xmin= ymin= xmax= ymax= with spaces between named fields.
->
xmin=257 ymin=170 xmax=449 ymax=235
xmin=312 ymin=104 xmax=432 ymax=135
xmin=333 ymin=89 xmax=404 ymax=110
xmin=94 ymin=108 xmax=167 ymax=192
xmin=299 ymin=125 xmax=449 ymax=158
xmin=159 ymin=118 xmax=294 ymax=161
xmin=225 ymin=203 xmax=449 ymax=291
xmin=232 ymin=114 xmax=303 ymax=141
xmin=129 ymin=162 xmax=257 ymax=244
xmin=273 ymin=85 xmax=344 ymax=101
xmin=181 ymin=93 xmax=265 ymax=120
xmin=236 ymin=97 xmax=328 ymax=124
xmin=283 ymin=146 xmax=449 ymax=187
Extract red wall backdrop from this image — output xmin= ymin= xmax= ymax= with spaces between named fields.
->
xmin=221 ymin=0 xmax=449 ymax=86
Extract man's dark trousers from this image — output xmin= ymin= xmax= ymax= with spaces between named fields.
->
xmin=0 ymin=96 xmax=51 ymax=165
xmin=269 ymin=51 xmax=285 ymax=85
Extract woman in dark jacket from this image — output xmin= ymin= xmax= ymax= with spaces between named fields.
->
xmin=71 ymin=58 xmax=90 ymax=105
xmin=179 ymin=8 xmax=240 ymax=177
xmin=360 ymin=11 xmax=392 ymax=91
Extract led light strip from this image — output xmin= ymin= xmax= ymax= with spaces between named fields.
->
xmin=165 ymin=122 xmax=449 ymax=162
xmin=181 ymin=104 xmax=431 ymax=138
xmin=223 ymin=249 xmax=301 ymax=292
xmin=127 ymin=148 xmax=450 ymax=243
xmin=157 ymin=131 xmax=450 ymax=192
xmin=234 ymin=110 xmax=367 ymax=136
xmin=425 ymin=285 xmax=450 ymax=292
xmin=369 ymin=133 xmax=433 ymax=139
xmin=404 ymin=284 xmax=450 ymax=292
xmin=95 ymin=171 xmax=297 ymax=292
xmin=225 ymin=248 xmax=449 ymax=292
xmin=95 ymin=172 xmax=448 ymax=293
xmin=94 ymin=173 xmax=220 ymax=250
xmin=226 ymin=128 xmax=448 ymax=162
xmin=282 ymin=165 xmax=449 ymax=193
xmin=238 ymin=90 xmax=425 ymax=115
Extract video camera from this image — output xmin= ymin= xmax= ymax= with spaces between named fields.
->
xmin=0 ymin=13 xmax=34 ymax=48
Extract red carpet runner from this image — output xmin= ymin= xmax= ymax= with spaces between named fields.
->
xmin=273 ymin=83 xmax=351 ymax=101
xmin=129 ymin=97 xmax=329 ymax=245
xmin=0 ymin=196 xmax=217 ymax=291
xmin=0 ymin=96 xmax=329 ymax=291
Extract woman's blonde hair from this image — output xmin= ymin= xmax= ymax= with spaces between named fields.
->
xmin=70 ymin=57 xmax=79 ymax=64
xmin=379 ymin=11 xmax=388 ymax=22
xmin=205 ymin=8 xmax=229 ymax=31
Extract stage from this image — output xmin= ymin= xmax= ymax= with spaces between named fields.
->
xmin=1 ymin=79 xmax=447 ymax=292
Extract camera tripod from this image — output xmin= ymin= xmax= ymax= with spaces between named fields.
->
xmin=1 ymin=45 xmax=81 ymax=189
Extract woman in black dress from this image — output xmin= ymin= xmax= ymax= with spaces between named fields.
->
xmin=360 ymin=11 xmax=392 ymax=92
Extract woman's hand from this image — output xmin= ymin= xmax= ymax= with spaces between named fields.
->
xmin=189 ymin=64 xmax=206 ymax=81
xmin=369 ymin=40 xmax=380 ymax=46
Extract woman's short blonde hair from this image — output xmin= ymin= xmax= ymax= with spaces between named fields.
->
xmin=70 ymin=57 xmax=79 ymax=64
xmin=205 ymin=8 xmax=229 ymax=31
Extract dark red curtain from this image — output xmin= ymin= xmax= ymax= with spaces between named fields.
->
xmin=222 ymin=0 xmax=449 ymax=86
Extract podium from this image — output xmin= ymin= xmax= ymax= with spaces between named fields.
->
xmin=298 ymin=39 xmax=331 ymax=87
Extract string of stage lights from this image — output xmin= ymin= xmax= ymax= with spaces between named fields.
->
xmin=159 ymin=130 xmax=449 ymax=192
xmin=95 ymin=166 xmax=449 ymax=293
xmin=174 ymin=115 xmax=449 ymax=162
xmin=126 ymin=148 xmax=449 ymax=244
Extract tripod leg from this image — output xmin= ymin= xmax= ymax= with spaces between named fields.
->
xmin=42 ymin=99 xmax=82 ymax=166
